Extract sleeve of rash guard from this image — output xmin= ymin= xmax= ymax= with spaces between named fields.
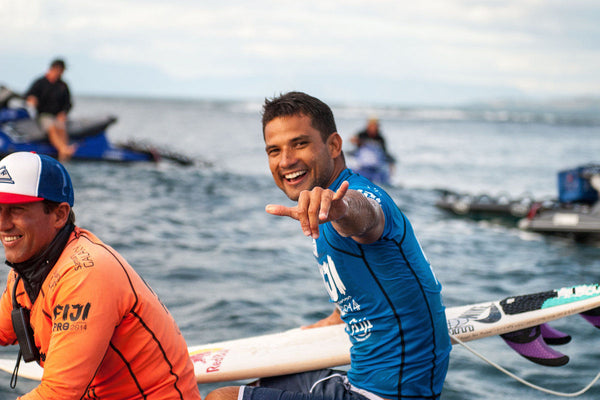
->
xmin=21 ymin=261 xmax=128 ymax=400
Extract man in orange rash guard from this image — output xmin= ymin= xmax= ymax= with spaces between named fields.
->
xmin=0 ymin=152 xmax=201 ymax=399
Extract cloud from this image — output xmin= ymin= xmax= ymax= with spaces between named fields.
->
xmin=1 ymin=0 xmax=600 ymax=103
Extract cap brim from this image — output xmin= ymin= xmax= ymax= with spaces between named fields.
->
xmin=0 ymin=193 xmax=44 ymax=204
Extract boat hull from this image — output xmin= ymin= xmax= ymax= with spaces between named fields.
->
xmin=435 ymin=190 xmax=536 ymax=221
xmin=518 ymin=205 xmax=600 ymax=241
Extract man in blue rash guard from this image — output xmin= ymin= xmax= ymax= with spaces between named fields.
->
xmin=207 ymin=92 xmax=451 ymax=400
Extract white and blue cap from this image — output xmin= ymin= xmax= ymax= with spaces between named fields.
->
xmin=0 ymin=152 xmax=74 ymax=206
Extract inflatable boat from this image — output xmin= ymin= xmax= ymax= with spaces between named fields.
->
xmin=435 ymin=190 xmax=539 ymax=220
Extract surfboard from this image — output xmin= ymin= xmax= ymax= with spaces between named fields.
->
xmin=1 ymin=283 xmax=600 ymax=383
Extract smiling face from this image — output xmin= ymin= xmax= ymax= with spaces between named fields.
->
xmin=0 ymin=202 xmax=65 ymax=263
xmin=264 ymin=114 xmax=344 ymax=201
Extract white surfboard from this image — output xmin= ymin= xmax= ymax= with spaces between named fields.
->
xmin=1 ymin=283 xmax=600 ymax=383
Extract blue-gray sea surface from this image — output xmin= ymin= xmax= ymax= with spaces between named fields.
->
xmin=1 ymin=96 xmax=600 ymax=399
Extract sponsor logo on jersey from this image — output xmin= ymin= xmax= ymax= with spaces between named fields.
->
xmin=319 ymin=255 xmax=346 ymax=302
xmin=318 ymin=255 xmax=373 ymax=341
xmin=347 ymin=317 xmax=373 ymax=342
xmin=47 ymin=271 xmax=61 ymax=290
xmin=52 ymin=303 xmax=91 ymax=332
xmin=339 ymin=296 xmax=361 ymax=315
xmin=356 ymin=189 xmax=381 ymax=204
xmin=71 ymin=246 xmax=95 ymax=270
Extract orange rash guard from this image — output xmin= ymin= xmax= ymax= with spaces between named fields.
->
xmin=0 ymin=227 xmax=201 ymax=400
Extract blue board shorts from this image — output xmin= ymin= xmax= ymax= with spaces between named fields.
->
xmin=239 ymin=369 xmax=385 ymax=400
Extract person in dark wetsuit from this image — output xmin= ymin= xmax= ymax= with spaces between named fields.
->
xmin=25 ymin=58 xmax=76 ymax=161
xmin=206 ymin=92 xmax=451 ymax=400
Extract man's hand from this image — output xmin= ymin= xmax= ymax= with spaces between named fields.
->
xmin=25 ymin=96 xmax=38 ymax=118
xmin=265 ymin=181 xmax=350 ymax=239
xmin=26 ymin=95 xmax=38 ymax=108
xmin=301 ymin=309 xmax=343 ymax=330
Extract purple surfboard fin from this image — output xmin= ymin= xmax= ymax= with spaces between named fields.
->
xmin=500 ymin=325 xmax=569 ymax=367
xmin=540 ymin=323 xmax=571 ymax=345
xmin=580 ymin=306 xmax=600 ymax=329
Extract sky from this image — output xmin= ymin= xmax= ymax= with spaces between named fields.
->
xmin=1 ymin=0 xmax=600 ymax=106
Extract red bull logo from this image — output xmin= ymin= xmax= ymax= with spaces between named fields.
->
xmin=189 ymin=348 xmax=229 ymax=373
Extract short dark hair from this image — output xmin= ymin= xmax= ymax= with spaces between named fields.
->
xmin=43 ymin=199 xmax=76 ymax=225
xmin=50 ymin=58 xmax=66 ymax=70
xmin=262 ymin=92 xmax=337 ymax=142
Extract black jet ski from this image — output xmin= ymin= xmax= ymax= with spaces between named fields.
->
xmin=435 ymin=189 xmax=539 ymax=220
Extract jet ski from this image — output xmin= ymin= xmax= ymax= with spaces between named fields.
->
xmin=435 ymin=190 xmax=538 ymax=220
xmin=347 ymin=143 xmax=395 ymax=186
xmin=518 ymin=202 xmax=600 ymax=241
xmin=438 ymin=164 xmax=600 ymax=239
xmin=0 ymin=86 xmax=192 ymax=165
xmin=518 ymin=164 xmax=600 ymax=240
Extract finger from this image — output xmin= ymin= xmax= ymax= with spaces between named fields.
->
xmin=333 ymin=181 xmax=350 ymax=201
xmin=319 ymin=191 xmax=332 ymax=222
xmin=323 ymin=182 xmax=349 ymax=222
xmin=296 ymin=191 xmax=314 ymax=237
xmin=307 ymin=189 xmax=325 ymax=237
xmin=265 ymin=204 xmax=297 ymax=219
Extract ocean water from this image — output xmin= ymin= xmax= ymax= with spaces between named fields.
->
xmin=1 ymin=95 xmax=600 ymax=399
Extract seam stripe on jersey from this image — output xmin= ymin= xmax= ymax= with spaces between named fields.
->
xmin=80 ymin=234 xmax=185 ymax=399
xmin=321 ymin=203 xmax=441 ymax=399
xmin=396 ymin=209 xmax=407 ymax=246
xmin=109 ymin=341 xmax=147 ymax=399
xmin=390 ymin=237 xmax=440 ymax=400
xmin=323 ymin=229 xmax=363 ymax=257
xmin=82 ymin=357 xmax=104 ymax=400
xmin=131 ymin=308 xmax=185 ymax=399
xmin=357 ymin=244 xmax=405 ymax=399
xmin=87 ymin=386 xmax=99 ymax=399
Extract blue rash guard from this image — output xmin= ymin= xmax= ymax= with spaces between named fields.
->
xmin=313 ymin=169 xmax=451 ymax=400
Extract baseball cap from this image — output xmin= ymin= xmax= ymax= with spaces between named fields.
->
xmin=0 ymin=152 xmax=74 ymax=206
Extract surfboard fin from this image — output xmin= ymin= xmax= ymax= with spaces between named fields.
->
xmin=500 ymin=325 xmax=569 ymax=367
xmin=539 ymin=322 xmax=571 ymax=345
xmin=580 ymin=306 xmax=600 ymax=329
